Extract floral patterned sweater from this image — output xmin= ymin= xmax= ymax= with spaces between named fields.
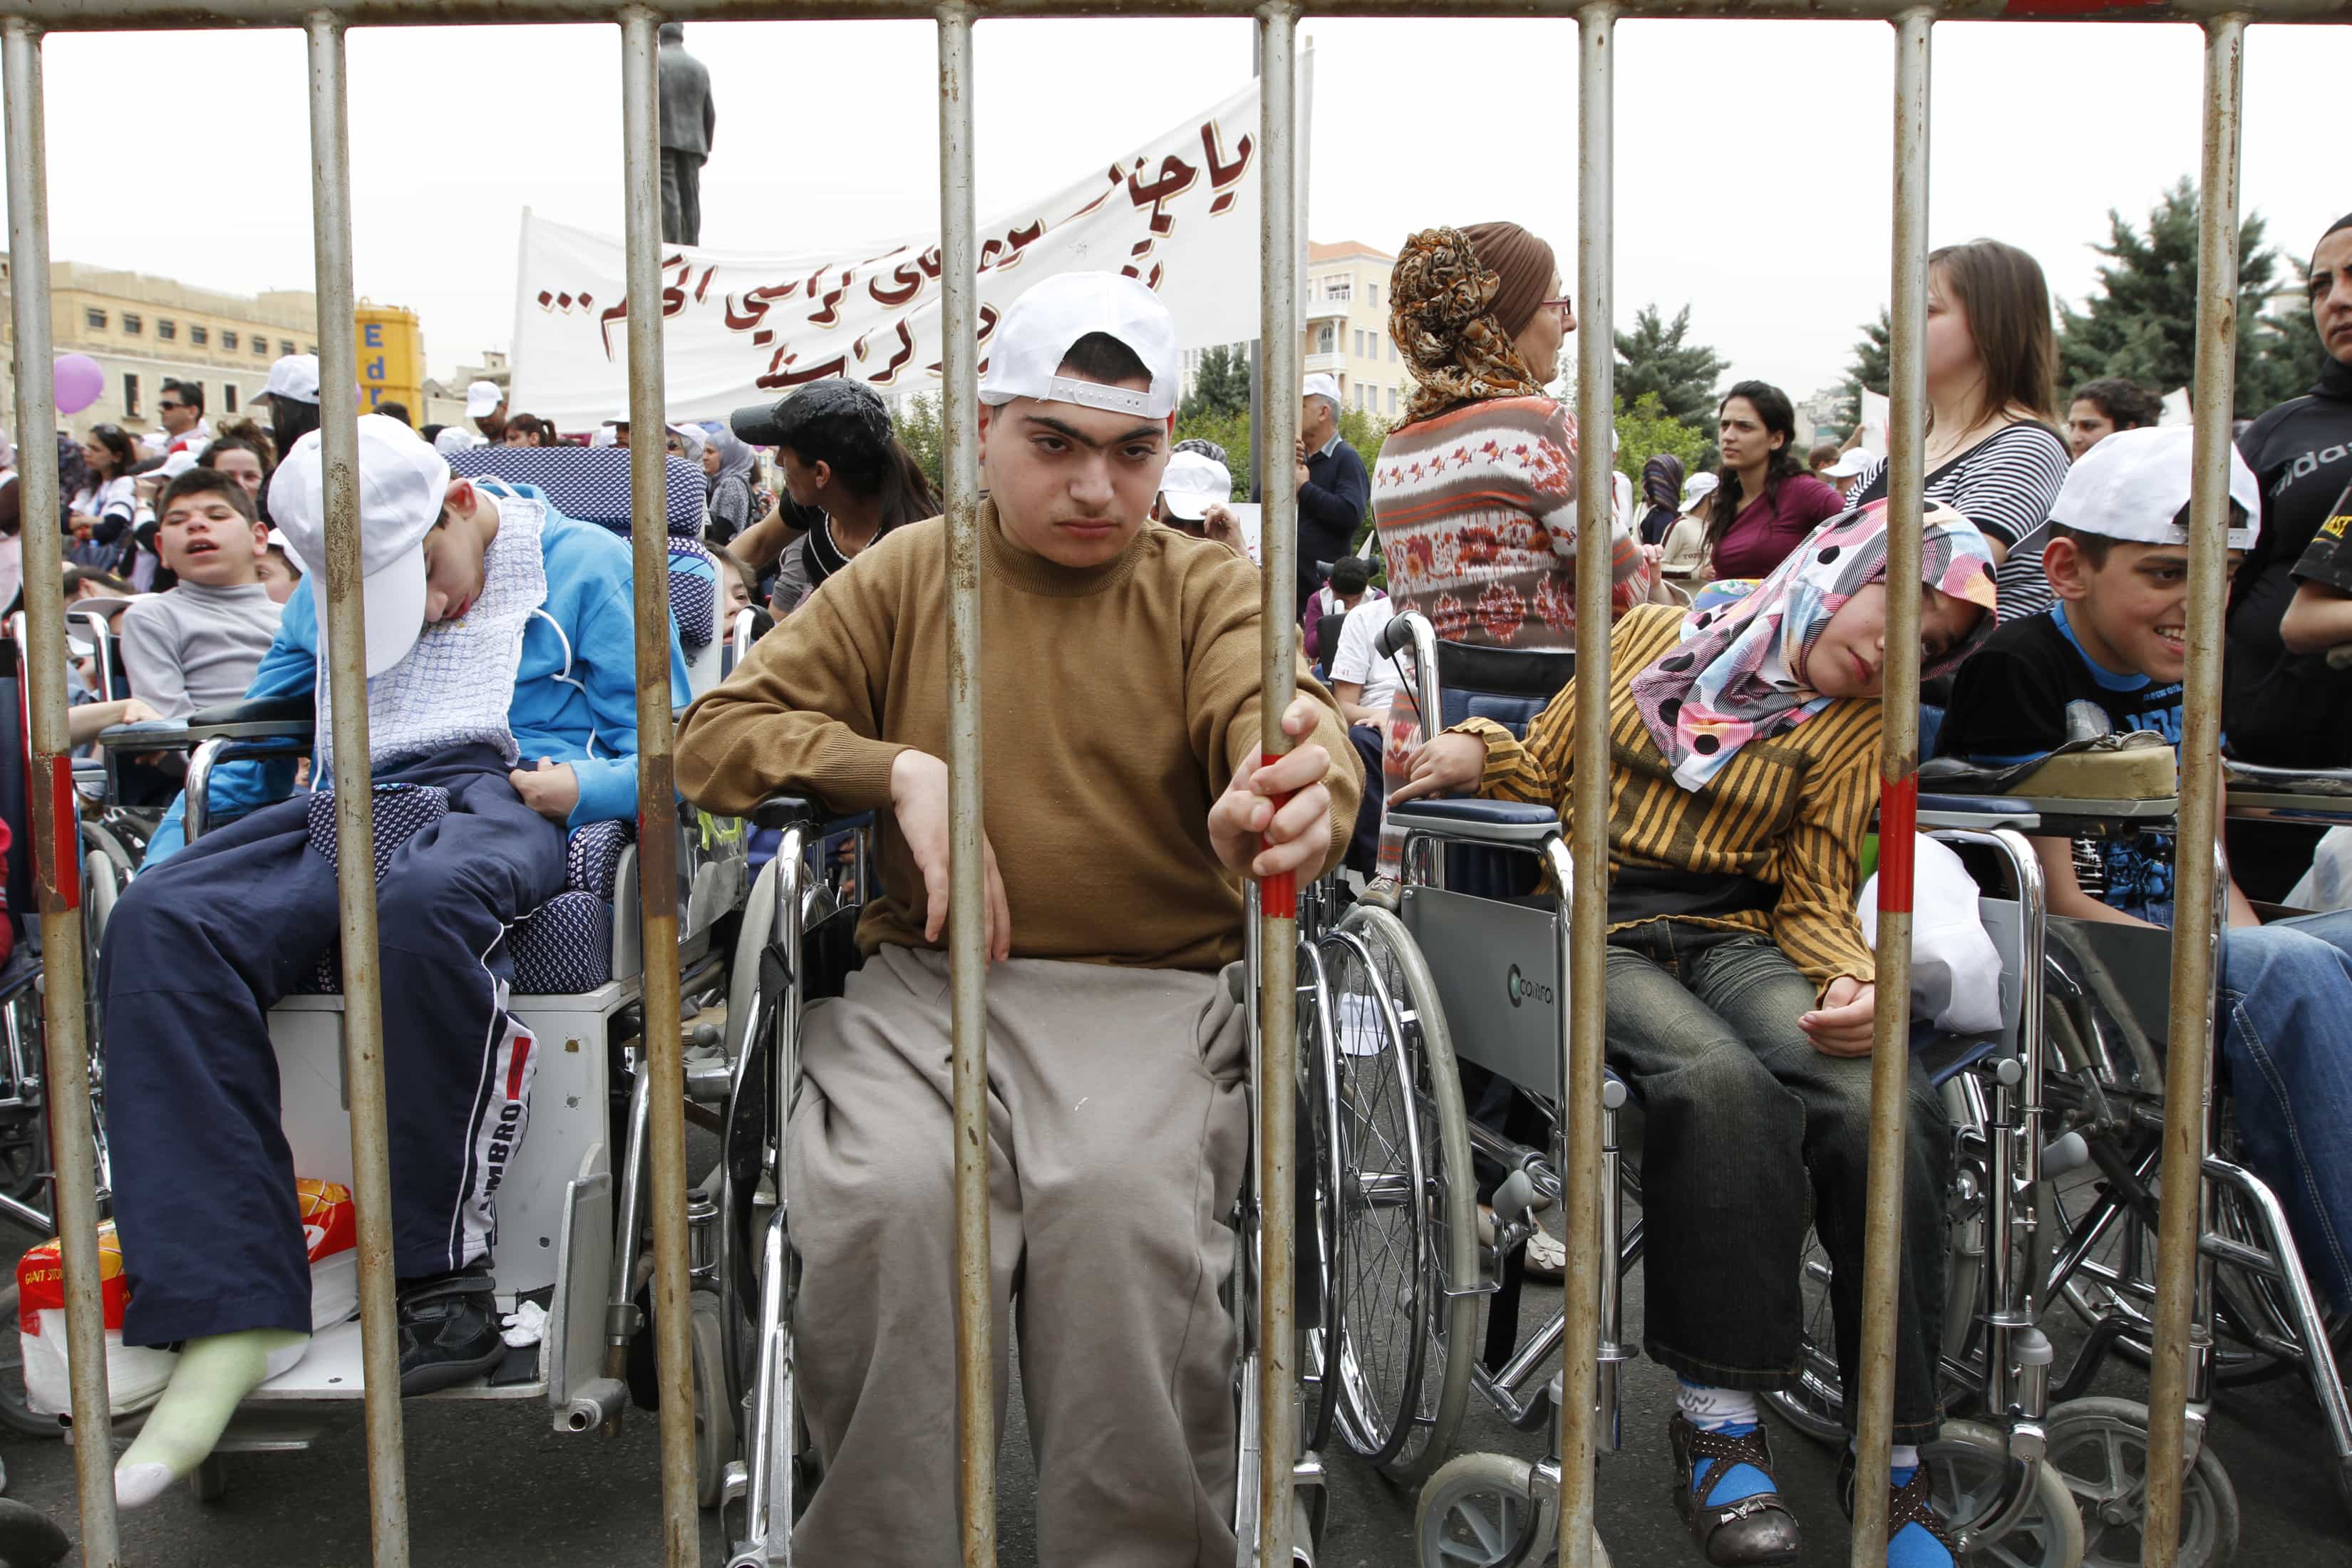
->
xmin=1368 ymin=393 xmax=1646 ymax=650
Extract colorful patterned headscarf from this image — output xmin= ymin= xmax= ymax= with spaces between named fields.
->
xmin=1390 ymin=227 xmax=1549 ymax=424
xmin=1630 ymin=500 xmax=1998 ymax=792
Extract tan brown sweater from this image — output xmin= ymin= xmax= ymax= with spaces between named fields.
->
xmin=677 ymin=502 xmax=1361 ymax=970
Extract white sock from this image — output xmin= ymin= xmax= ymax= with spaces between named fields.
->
xmin=1676 ymin=1379 xmax=1760 ymax=1430
xmin=1891 ymin=1443 xmax=1921 ymax=1473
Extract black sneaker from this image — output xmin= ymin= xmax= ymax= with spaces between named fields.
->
xmin=396 ymin=1266 xmax=506 ymax=1396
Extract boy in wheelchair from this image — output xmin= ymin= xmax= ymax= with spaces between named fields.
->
xmin=1939 ymin=425 xmax=2352 ymax=1318
xmin=96 ymin=415 xmax=687 ymax=1506
xmin=674 ymin=273 xmax=1358 ymax=1567
xmin=1395 ymin=501 xmax=1998 ymax=1568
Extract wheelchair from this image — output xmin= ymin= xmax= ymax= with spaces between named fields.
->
xmin=0 ymin=448 xmax=762 ymax=1510
xmin=1768 ymin=746 xmax=2352 ymax=1564
xmin=712 ymin=796 xmax=1332 ymax=1567
xmin=1311 ymin=611 xmax=2100 ymax=1567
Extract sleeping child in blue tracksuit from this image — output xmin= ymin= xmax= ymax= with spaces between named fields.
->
xmin=98 ymin=415 xmax=686 ymax=1509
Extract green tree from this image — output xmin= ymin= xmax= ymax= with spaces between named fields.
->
xmin=893 ymin=392 xmax=945 ymax=492
xmin=1180 ymin=344 xmax=1252 ymax=420
xmin=1614 ymin=304 xmax=1728 ymax=429
xmin=1613 ymin=392 xmax=1711 ymax=485
xmin=1835 ymin=308 xmax=1891 ymax=432
xmin=2056 ymin=178 xmax=2289 ymax=418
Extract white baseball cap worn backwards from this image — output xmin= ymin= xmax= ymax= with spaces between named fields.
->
xmin=979 ymin=272 xmax=1180 ymax=420
xmin=2046 ymin=424 xmax=2261 ymax=552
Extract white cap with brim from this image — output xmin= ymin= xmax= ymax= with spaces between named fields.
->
xmin=257 ymin=354 xmax=321 ymax=406
xmin=267 ymin=413 xmax=450 ymax=679
xmin=1823 ymin=447 xmax=1879 ymax=480
xmin=1302 ymin=373 xmax=1341 ymax=406
xmin=979 ymin=272 xmax=1180 ymax=420
xmin=2046 ymin=424 xmax=2260 ymax=548
xmin=1679 ymin=471 xmax=1720 ymax=513
xmin=1158 ymin=450 xmax=1233 ymax=522
xmin=465 ymin=380 xmax=504 ymax=419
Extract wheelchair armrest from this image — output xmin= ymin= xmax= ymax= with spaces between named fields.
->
xmin=98 ymin=693 xmax=319 ymax=754
xmin=750 ymin=794 xmax=872 ymax=836
xmin=1388 ymin=798 xmax=1560 ymax=847
xmin=2222 ymin=759 xmax=2352 ymax=796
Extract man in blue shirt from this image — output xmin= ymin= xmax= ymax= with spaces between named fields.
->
xmin=1294 ymin=371 xmax=1370 ymax=610
xmin=98 ymin=416 xmax=686 ymax=1508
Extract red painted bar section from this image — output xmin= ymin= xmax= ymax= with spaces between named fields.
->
xmin=1877 ymin=770 xmax=1919 ymax=914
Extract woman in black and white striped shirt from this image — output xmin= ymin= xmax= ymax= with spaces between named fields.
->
xmin=1845 ymin=239 xmax=2071 ymax=621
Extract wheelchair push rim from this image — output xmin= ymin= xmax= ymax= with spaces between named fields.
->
xmin=1321 ymin=903 xmax=1478 ymax=1480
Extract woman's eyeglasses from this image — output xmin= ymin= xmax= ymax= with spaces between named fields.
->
xmin=1538 ymin=296 xmax=1576 ymax=323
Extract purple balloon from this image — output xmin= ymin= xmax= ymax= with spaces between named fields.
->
xmin=52 ymin=354 xmax=104 ymax=416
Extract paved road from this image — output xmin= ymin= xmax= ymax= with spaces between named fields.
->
xmin=1 ymin=1227 xmax=2342 ymax=1567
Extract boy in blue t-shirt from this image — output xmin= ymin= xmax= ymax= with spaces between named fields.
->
xmin=1941 ymin=425 xmax=2352 ymax=1314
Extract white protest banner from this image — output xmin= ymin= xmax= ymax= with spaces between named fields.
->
xmin=1858 ymin=389 xmax=1892 ymax=457
xmin=510 ymin=78 xmax=1263 ymax=429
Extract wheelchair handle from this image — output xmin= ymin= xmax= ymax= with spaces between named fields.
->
xmin=1257 ymin=753 xmax=1296 ymax=916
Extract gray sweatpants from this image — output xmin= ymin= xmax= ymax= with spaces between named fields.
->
xmin=788 ymin=944 xmax=1250 ymax=1566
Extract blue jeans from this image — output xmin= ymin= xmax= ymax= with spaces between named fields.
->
xmin=2219 ymin=910 xmax=2352 ymax=1311
xmin=1606 ymin=923 xmax=1951 ymax=1445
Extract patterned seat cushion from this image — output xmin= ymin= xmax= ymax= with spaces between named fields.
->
xmin=305 ymin=783 xmax=450 ymax=881
xmin=508 ymin=892 xmax=614 ymax=995
xmin=297 ymin=816 xmax=633 ymax=998
xmin=567 ymin=819 xmax=634 ymax=901
xmin=669 ymin=540 xmax=718 ymax=651
xmin=443 ymin=448 xmax=704 ymax=537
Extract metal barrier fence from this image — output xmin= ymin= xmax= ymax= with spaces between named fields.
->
xmin=1 ymin=2 xmax=2341 ymax=1566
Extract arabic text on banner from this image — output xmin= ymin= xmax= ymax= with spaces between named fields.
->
xmin=509 ymin=78 xmax=1262 ymax=428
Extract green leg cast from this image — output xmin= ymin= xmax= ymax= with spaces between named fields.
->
xmin=113 ymin=1329 xmax=309 ymax=1509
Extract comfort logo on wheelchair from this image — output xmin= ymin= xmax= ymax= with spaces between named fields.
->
xmin=1504 ymin=964 xmax=1554 ymax=1009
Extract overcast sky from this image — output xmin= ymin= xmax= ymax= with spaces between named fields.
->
xmin=26 ymin=16 xmax=2349 ymax=403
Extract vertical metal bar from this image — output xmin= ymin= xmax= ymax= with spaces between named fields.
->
xmin=934 ymin=7 xmax=995 ymax=1564
xmin=1255 ymin=14 xmax=1301 ymax=1563
xmin=1557 ymin=10 xmax=1613 ymax=1567
xmin=2144 ymin=14 xmax=2247 ymax=1562
xmin=0 ymin=23 xmax=119 ymax=1565
xmin=1848 ymin=11 xmax=1932 ymax=1562
xmin=304 ymin=16 xmax=410 ymax=1565
xmin=617 ymin=11 xmax=698 ymax=1564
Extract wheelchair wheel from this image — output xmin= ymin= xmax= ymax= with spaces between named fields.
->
xmin=1321 ymin=904 xmax=1477 ymax=1481
xmin=691 ymin=1290 xmax=737 ymax=1510
xmin=2043 ymin=1397 xmax=2237 ymax=1568
xmin=2055 ymin=1166 xmax=2352 ymax=1389
xmin=1767 ymin=1229 xmax=1848 ymax=1445
xmin=1413 ymin=1450 xmax=1605 ymax=1568
xmin=1924 ymin=1420 xmax=2084 ymax=1568
xmin=1296 ymin=937 xmax=1343 ymax=1460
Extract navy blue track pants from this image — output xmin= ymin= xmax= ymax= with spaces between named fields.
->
xmin=98 ymin=744 xmax=566 ymax=1346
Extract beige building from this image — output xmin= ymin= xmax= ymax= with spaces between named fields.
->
xmin=0 ymin=257 xmax=319 ymax=440
xmin=1174 ymin=238 xmax=1410 ymax=423
xmin=1304 ymin=239 xmax=1407 ymax=423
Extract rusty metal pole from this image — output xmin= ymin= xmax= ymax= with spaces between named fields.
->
xmin=2143 ymin=14 xmax=2247 ymax=1562
xmin=1557 ymin=8 xmax=1613 ymax=1567
xmin=1254 ymin=9 xmax=1301 ymax=1564
xmin=617 ymin=10 xmax=698 ymax=1564
xmin=0 ymin=21 xmax=120 ymax=1564
xmin=934 ymin=7 xmax=996 ymax=1564
xmin=304 ymin=16 xmax=411 ymax=1564
xmin=1847 ymin=11 xmax=1932 ymax=1562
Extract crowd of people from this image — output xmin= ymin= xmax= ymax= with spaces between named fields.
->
xmin=1 ymin=186 xmax=2346 ymax=1568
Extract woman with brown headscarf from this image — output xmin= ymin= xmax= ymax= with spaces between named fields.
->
xmin=1363 ymin=222 xmax=1653 ymax=879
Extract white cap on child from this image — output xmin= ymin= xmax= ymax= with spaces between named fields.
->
xmin=979 ymin=271 xmax=1180 ymax=420
xmin=267 ymin=414 xmax=452 ymax=679
xmin=2046 ymin=424 xmax=2261 ymax=551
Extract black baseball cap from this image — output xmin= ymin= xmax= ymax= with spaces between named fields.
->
xmin=730 ymin=380 xmax=893 ymax=466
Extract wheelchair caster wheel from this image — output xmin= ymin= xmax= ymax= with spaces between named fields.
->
xmin=2045 ymin=1397 xmax=2239 ymax=1568
xmin=1920 ymin=1420 xmax=2083 ymax=1567
xmin=0 ymin=1497 xmax=70 ymax=1567
xmin=691 ymin=1292 xmax=736 ymax=1510
xmin=190 ymin=1453 xmax=229 ymax=1504
xmin=1414 ymin=1451 xmax=1602 ymax=1567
